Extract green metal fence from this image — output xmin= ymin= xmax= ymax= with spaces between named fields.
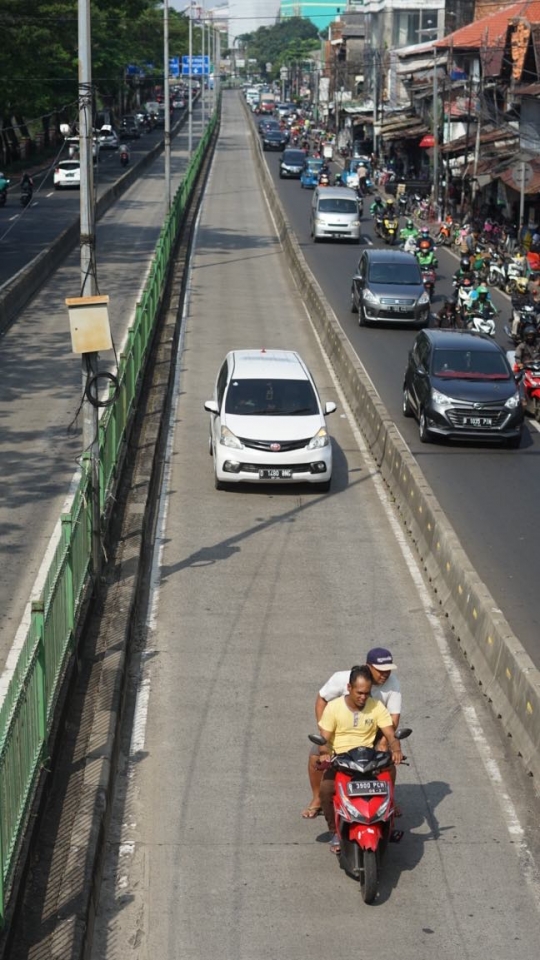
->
xmin=0 ymin=104 xmax=219 ymax=928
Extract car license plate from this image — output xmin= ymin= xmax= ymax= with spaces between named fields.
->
xmin=347 ymin=780 xmax=387 ymax=797
xmin=463 ymin=416 xmax=493 ymax=427
xmin=399 ymin=306 xmax=410 ymax=313
xmin=259 ymin=468 xmax=293 ymax=479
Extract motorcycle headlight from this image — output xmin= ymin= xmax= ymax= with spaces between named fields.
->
xmin=431 ymin=388 xmax=454 ymax=407
xmin=307 ymin=427 xmax=329 ymax=449
xmin=418 ymin=292 xmax=430 ymax=306
xmin=220 ymin=425 xmax=243 ymax=449
xmin=363 ymin=288 xmax=380 ymax=304
xmin=505 ymin=391 xmax=521 ymax=409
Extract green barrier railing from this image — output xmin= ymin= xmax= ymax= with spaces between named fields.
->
xmin=0 ymin=102 xmax=219 ymax=927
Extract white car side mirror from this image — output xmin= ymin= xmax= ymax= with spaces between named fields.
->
xmin=324 ymin=401 xmax=337 ymax=415
xmin=204 ymin=400 xmax=219 ymax=414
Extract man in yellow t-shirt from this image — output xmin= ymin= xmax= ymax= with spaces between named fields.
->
xmin=318 ymin=665 xmax=402 ymax=850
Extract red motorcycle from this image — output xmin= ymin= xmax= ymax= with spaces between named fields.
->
xmin=515 ymin=361 xmax=540 ymax=420
xmin=421 ymin=267 xmax=436 ymax=301
xmin=310 ymin=728 xmax=411 ymax=903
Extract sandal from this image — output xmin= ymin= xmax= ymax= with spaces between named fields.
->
xmin=329 ymin=834 xmax=341 ymax=854
xmin=301 ymin=805 xmax=322 ymax=819
xmin=390 ymin=829 xmax=404 ymax=843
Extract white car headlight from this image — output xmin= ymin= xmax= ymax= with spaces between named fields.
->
xmin=505 ymin=391 xmax=521 ymax=409
xmin=220 ymin=425 xmax=243 ymax=449
xmin=431 ymin=389 xmax=454 ymax=406
xmin=418 ymin=292 xmax=430 ymax=306
xmin=363 ymin=288 xmax=379 ymax=304
xmin=307 ymin=427 xmax=329 ymax=449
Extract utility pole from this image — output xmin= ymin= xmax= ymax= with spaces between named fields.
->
xmin=201 ymin=17 xmax=205 ymax=130
xmin=164 ymin=0 xmax=171 ymax=210
xmin=188 ymin=2 xmax=193 ymax=155
xmin=372 ymin=51 xmax=378 ymax=156
xmin=432 ymin=46 xmax=439 ymax=215
xmin=78 ymin=0 xmax=100 ymax=577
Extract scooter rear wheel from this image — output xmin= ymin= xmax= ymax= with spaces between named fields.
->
xmin=360 ymin=849 xmax=378 ymax=904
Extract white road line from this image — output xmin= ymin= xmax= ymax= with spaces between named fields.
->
xmin=46 ymin=191 xmax=54 ymax=197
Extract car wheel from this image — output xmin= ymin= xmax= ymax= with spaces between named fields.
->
xmin=279 ymin=171 xmax=283 ymax=179
xmin=506 ymin=435 xmax=521 ymax=449
xmin=350 ymin=289 xmax=358 ymax=313
xmin=317 ymin=479 xmax=331 ymax=493
xmin=402 ymin=388 xmax=413 ymax=418
xmin=214 ymin=472 xmax=226 ymax=490
xmin=419 ymin=409 xmax=432 ymax=443
xmin=208 ymin=435 xmax=213 ymax=456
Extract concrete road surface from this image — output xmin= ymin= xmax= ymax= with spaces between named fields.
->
xmin=91 ymin=93 xmax=540 ymax=960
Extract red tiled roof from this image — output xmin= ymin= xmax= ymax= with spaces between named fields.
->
xmin=436 ymin=0 xmax=540 ymax=50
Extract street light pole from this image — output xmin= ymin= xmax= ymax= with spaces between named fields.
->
xmin=164 ymin=0 xmax=171 ymax=209
xmin=201 ymin=17 xmax=205 ymax=130
xmin=188 ymin=2 xmax=193 ymax=155
xmin=78 ymin=0 xmax=100 ymax=577
xmin=432 ymin=46 xmax=439 ymax=214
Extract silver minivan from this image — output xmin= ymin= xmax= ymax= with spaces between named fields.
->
xmin=310 ymin=186 xmax=362 ymax=243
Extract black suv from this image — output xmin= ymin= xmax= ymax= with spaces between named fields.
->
xmin=351 ymin=249 xmax=430 ymax=328
xmin=403 ymin=329 xmax=524 ymax=446
xmin=120 ymin=116 xmax=140 ymax=139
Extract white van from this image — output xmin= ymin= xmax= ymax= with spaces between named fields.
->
xmin=310 ymin=186 xmax=362 ymax=243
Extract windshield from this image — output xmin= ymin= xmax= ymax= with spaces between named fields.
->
xmin=369 ymin=263 xmax=421 ymax=285
xmin=225 ymin=378 xmax=319 ymax=416
xmin=306 ymin=160 xmax=323 ymax=171
xmin=283 ymin=151 xmax=305 ymax=163
xmin=318 ymin=198 xmax=357 ymax=214
xmin=432 ymin=349 xmax=510 ymax=380
xmin=350 ymin=158 xmax=370 ymax=172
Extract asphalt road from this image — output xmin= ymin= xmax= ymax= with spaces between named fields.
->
xmin=0 ymin=101 xmax=207 ymax=672
xmin=0 ymin=114 xmax=186 ymax=287
xmin=262 ymin=149 xmax=540 ymax=666
xmin=90 ymin=91 xmax=540 ymax=960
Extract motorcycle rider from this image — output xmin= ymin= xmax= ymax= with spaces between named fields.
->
xmin=0 ymin=171 xmax=9 ymax=202
xmin=417 ymin=226 xmax=436 ymax=255
xmin=317 ymin=665 xmax=402 ymax=852
xmin=511 ymin=277 xmax=539 ymax=337
xmin=515 ymin=325 xmax=540 ymax=368
xmin=453 ymin=255 xmax=473 ymax=287
xmin=466 ymin=282 xmax=497 ymax=319
xmin=416 ymin=247 xmax=438 ymax=270
xmin=384 ymin=197 xmax=397 ymax=219
xmin=436 ymin=297 xmax=460 ymax=329
xmin=399 ymin=218 xmax=418 ymax=244
xmin=302 ymin=648 xmax=402 ymax=820
xmin=370 ymin=195 xmax=384 ymax=218
xmin=119 ymin=143 xmax=130 ymax=166
xmin=20 ymin=171 xmax=33 ymax=199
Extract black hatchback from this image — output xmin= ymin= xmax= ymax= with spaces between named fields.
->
xmin=402 ymin=329 xmax=524 ymax=447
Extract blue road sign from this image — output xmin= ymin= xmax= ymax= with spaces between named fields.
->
xmin=181 ymin=55 xmax=210 ymax=75
xmin=169 ymin=56 xmax=180 ymax=78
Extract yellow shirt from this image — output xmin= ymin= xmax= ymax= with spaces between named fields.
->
xmin=319 ymin=696 xmax=392 ymax=754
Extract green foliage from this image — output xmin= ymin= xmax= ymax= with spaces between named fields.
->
xmin=237 ymin=17 xmax=319 ymax=77
xmin=0 ymin=0 xmax=195 ymax=140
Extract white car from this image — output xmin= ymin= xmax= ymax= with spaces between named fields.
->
xmin=97 ymin=126 xmax=120 ymax=150
xmin=53 ymin=160 xmax=81 ymax=189
xmin=204 ymin=349 xmax=336 ymax=491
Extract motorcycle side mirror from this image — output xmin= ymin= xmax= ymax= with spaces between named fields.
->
xmin=308 ymin=733 xmax=327 ymax=746
xmin=395 ymin=727 xmax=412 ymax=740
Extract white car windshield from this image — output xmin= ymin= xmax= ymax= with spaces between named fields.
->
xmin=318 ymin=199 xmax=357 ymax=214
xmin=225 ymin=379 xmax=319 ymax=416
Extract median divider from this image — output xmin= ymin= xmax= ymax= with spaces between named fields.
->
xmin=243 ymin=95 xmax=540 ymax=781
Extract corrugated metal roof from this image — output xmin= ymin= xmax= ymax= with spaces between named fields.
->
xmin=436 ymin=0 xmax=540 ymax=51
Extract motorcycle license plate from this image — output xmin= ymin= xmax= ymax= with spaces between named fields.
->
xmin=259 ymin=468 xmax=293 ymax=479
xmin=463 ymin=416 xmax=493 ymax=427
xmin=347 ymin=780 xmax=387 ymax=797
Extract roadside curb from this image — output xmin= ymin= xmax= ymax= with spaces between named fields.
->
xmin=243 ymin=95 xmax=540 ymax=783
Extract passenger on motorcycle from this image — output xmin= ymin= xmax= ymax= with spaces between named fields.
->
xmin=302 ymin=648 xmax=402 ymax=820
xmin=384 ymin=197 xmax=397 ymax=218
xmin=317 ymin=665 xmax=402 ymax=852
xmin=511 ymin=278 xmax=538 ymax=337
xmin=515 ymin=325 xmax=540 ymax=368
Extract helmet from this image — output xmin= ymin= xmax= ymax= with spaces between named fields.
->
xmin=516 ymin=276 xmax=529 ymax=293
xmin=406 ymin=219 xmax=413 ymax=229
xmin=421 ymin=227 xmax=430 ymax=237
xmin=460 ymin=256 xmax=471 ymax=271
xmin=386 ymin=198 xmax=394 ymax=207
xmin=523 ymin=324 xmax=537 ymax=342
xmin=477 ymin=284 xmax=488 ymax=296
